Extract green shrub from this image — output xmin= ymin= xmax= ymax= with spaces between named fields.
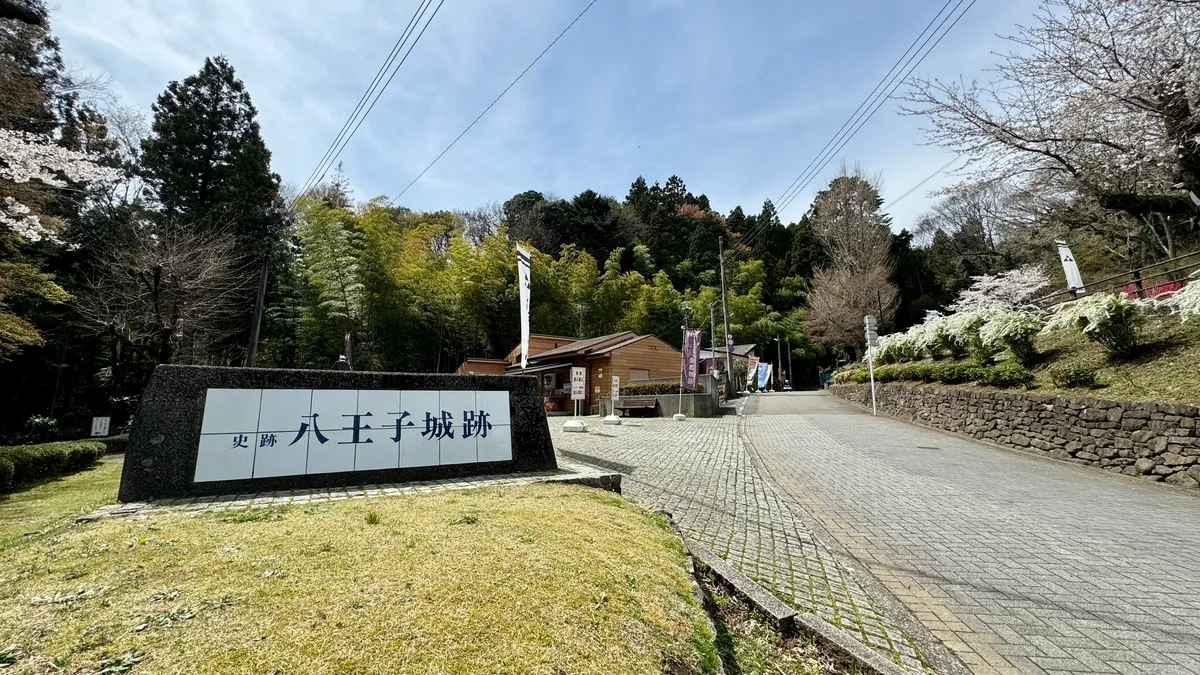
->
xmin=23 ymin=415 xmax=60 ymax=443
xmin=831 ymin=368 xmax=869 ymax=384
xmin=0 ymin=457 xmax=13 ymax=492
xmin=0 ymin=440 xmax=106 ymax=493
xmin=931 ymin=362 xmax=984 ymax=384
xmin=1044 ymin=292 xmax=1149 ymax=358
xmin=99 ymin=434 xmax=129 ymax=454
xmin=978 ymin=310 xmax=1043 ymax=366
xmin=620 ymin=381 xmax=698 ymax=396
xmin=978 ymin=362 xmax=1035 ymax=388
xmin=1048 ymin=363 xmax=1098 ymax=389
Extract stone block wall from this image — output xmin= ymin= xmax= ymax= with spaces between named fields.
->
xmin=829 ymin=383 xmax=1200 ymax=489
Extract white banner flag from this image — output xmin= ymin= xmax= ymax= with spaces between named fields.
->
xmin=517 ymin=245 xmax=532 ymax=369
xmin=1056 ymin=240 xmax=1084 ymax=292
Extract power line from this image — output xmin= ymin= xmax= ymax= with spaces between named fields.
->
xmin=773 ymin=0 xmax=976 ymax=216
xmin=390 ymin=0 xmax=602 ymax=205
xmin=296 ymin=0 xmax=446 ymax=202
xmin=770 ymin=0 xmax=958 ymax=216
xmin=885 ymin=156 xmax=959 ymax=209
xmin=295 ymin=0 xmax=433 ymax=199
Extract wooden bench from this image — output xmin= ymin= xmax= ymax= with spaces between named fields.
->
xmin=614 ymin=399 xmax=657 ymax=417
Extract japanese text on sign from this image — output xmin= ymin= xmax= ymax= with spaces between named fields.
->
xmin=570 ymin=367 xmax=586 ymax=402
xmin=195 ymin=389 xmax=512 ymax=483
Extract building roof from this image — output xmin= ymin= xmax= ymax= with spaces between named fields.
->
xmin=460 ymin=357 xmax=510 ymax=364
xmin=698 ymin=344 xmax=756 ymax=359
xmin=523 ymin=331 xmax=638 ymax=362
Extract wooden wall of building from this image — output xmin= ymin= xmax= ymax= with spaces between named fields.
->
xmin=606 ymin=336 xmax=681 ymax=393
xmin=455 ymin=359 xmax=509 ymax=375
xmin=505 ymin=335 xmax=578 ymax=365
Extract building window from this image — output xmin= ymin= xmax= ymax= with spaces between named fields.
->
xmin=630 ymin=369 xmax=650 ymax=381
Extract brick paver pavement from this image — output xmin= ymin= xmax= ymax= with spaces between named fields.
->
xmin=745 ymin=392 xmax=1200 ymax=675
xmin=551 ymin=416 xmax=951 ymax=673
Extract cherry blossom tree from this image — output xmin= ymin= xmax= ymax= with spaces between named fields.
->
xmin=0 ymin=127 xmax=120 ymax=243
xmin=904 ymin=0 xmax=1200 ymax=257
xmin=947 ymin=265 xmax=1052 ymax=313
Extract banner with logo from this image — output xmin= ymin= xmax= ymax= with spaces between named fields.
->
xmin=757 ymin=362 xmax=770 ymax=389
xmin=517 ymin=245 xmax=532 ymax=368
xmin=746 ymin=355 xmax=760 ymax=386
xmin=682 ymin=329 xmax=701 ymax=390
xmin=1056 ymin=239 xmax=1084 ymax=293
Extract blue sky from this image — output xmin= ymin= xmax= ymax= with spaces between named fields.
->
xmin=54 ymin=0 xmax=1040 ymax=232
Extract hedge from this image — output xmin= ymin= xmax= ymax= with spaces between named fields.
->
xmin=0 ymin=440 xmax=107 ymax=493
xmin=619 ymin=381 xmax=700 ymax=396
xmin=99 ymin=434 xmax=129 ymax=454
xmin=832 ymin=361 xmax=1034 ymax=389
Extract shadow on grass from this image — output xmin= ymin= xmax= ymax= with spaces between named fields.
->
xmin=0 ymin=470 xmax=86 ymax=503
xmin=1113 ymin=334 xmax=1193 ymax=365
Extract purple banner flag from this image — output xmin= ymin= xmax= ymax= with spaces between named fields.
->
xmin=682 ymin=328 xmax=701 ymax=390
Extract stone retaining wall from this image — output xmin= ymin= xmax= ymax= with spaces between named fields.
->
xmin=829 ymin=383 xmax=1200 ymax=489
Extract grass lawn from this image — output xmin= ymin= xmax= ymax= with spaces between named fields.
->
xmin=887 ymin=317 xmax=1200 ymax=405
xmin=702 ymin=575 xmax=858 ymax=675
xmin=0 ymin=464 xmax=718 ymax=674
xmin=1023 ymin=316 xmax=1200 ymax=404
xmin=0 ymin=459 xmax=122 ymax=550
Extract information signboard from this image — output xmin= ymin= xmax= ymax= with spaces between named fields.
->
xmin=571 ymin=367 xmax=586 ymax=401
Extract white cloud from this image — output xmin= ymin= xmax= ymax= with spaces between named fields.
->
xmin=52 ymin=0 xmax=1043 ymax=230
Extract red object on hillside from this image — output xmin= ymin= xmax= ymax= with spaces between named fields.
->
xmin=1121 ymin=280 xmax=1183 ymax=299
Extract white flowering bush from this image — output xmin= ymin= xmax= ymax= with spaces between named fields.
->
xmin=0 ymin=128 xmax=121 ymax=244
xmin=940 ymin=311 xmax=986 ymax=359
xmin=874 ymin=331 xmax=920 ymax=364
xmin=1159 ymin=273 xmax=1200 ymax=322
xmin=947 ymin=265 xmax=1051 ymax=313
xmin=1043 ymin=292 xmax=1150 ymax=357
xmin=978 ymin=309 xmax=1044 ymax=365
xmin=906 ymin=316 xmax=949 ymax=359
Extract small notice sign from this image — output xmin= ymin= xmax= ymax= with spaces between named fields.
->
xmin=611 ymin=375 xmax=620 ymax=401
xmin=90 ymin=416 xmax=110 ymax=437
xmin=571 ymin=367 xmax=586 ymax=401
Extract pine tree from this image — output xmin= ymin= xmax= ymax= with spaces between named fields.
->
xmin=140 ymin=55 xmax=283 ymax=362
xmin=141 ymin=55 xmax=281 ymax=254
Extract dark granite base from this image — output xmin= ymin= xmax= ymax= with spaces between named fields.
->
xmin=119 ymin=365 xmax=557 ymax=502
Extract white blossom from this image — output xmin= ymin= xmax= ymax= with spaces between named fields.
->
xmin=1159 ymin=272 xmax=1200 ymax=321
xmin=0 ymin=128 xmax=122 ymax=244
xmin=947 ymin=265 xmax=1051 ymax=314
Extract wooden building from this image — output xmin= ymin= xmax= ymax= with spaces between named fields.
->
xmin=507 ymin=331 xmax=681 ymax=414
xmin=454 ymin=358 xmax=509 ymax=375
xmin=456 ymin=331 xmax=682 ymax=414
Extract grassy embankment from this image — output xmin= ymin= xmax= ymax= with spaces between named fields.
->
xmin=0 ymin=461 xmax=721 ymax=674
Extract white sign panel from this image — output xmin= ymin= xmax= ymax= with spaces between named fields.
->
xmin=194 ymin=389 xmax=512 ymax=483
xmin=611 ymin=375 xmax=620 ymax=401
xmin=90 ymin=416 xmax=110 ymax=437
xmin=1056 ymin=240 xmax=1084 ymax=292
xmin=570 ymin=367 xmax=586 ymax=401
xmin=517 ymin=245 xmax=532 ymax=369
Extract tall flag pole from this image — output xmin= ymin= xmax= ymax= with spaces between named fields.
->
xmin=517 ymin=245 xmax=532 ymax=369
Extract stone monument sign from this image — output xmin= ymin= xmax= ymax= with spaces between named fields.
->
xmin=119 ymin=365 xmax=556 ymax=502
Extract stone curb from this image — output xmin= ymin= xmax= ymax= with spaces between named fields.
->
xmin=76 ymin=460 xmax=621 ymax=522
xmin=542 ymin=472 xmax=622 ymax=494
xmin=684 ymin=537 xmax=911 ymax=675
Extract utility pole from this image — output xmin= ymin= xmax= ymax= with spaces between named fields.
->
xmin=718 ymin=236 xmax=734 ymax=389
xmin=775 ymin=334 xmax=783 ymax=391
xmin=246 ymin=258 xmax=269 ymax=367
xmin=786 ymin=338 xmax=793 ymax=388
xmin=708 ymin=302 xmax=717 ymax=355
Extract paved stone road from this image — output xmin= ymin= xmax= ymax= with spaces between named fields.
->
xmin=746 ymin=392 xmax=1200 ymax=675
xmin=551 ymin=416 xmax=943 ymax=673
